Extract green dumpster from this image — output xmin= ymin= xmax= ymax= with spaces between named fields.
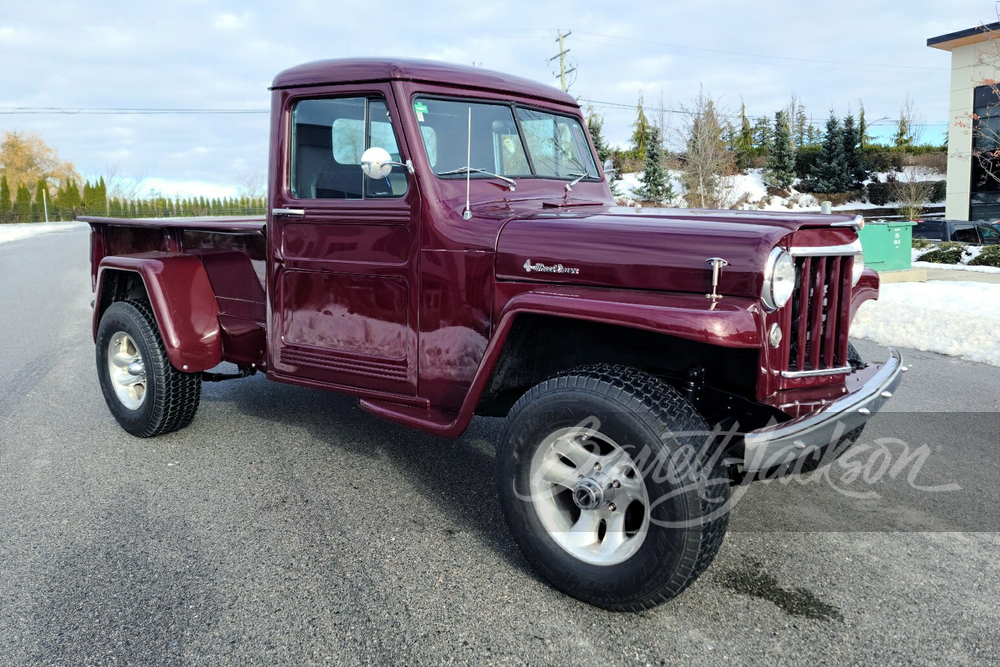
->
xmin=858 ymin=220 xmax=915 ymax=272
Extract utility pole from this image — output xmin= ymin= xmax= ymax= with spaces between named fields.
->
xmin=42 ymin=188 xmax=49 ymax=223
xmin=550 ymin=30 xmax=576 ymax=92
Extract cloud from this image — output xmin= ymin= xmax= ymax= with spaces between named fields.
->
xmin=212 ymin=13 xmax=250 ymax=30
xmin=0 ymin=0 xmax=984 ymax=194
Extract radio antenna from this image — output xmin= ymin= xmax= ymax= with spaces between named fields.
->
xmin=463 ymin=107 xmax=472 ymax=220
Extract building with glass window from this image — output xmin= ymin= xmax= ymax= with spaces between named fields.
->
xmin=929 ymin=22 xmax=1000 ymax=221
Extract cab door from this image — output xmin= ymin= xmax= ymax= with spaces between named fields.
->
xmin=268 ymin=85 xmax=420 ymax=396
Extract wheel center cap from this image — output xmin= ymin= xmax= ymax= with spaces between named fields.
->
xmin=572 ymin=472 xmax=615 ymax=510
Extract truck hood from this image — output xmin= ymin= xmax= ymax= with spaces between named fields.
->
xmin=495 ymin=206 xmax=856 ymax=298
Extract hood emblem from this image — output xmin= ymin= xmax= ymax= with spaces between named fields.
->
xmin=523 ymin=259 xmax=580 ymax=275
xmin=705 ymin=257 xmax=728 ymax=302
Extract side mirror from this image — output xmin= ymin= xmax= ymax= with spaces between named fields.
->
xmin=361 ymin=147 xmax=393 ymax=179
xmin=360 ymin=146 xmax=415 ymax=179
xmin=603 ymin=158 xmax=616 ymax=177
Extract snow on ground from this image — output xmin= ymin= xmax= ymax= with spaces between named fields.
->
xmin=0 ymin=221 xmax=87 ymax=246
xmin=851 ymin=280 xmax=1000 ymax=366
xmin=617 ymin=168 xmax=945 ymax=212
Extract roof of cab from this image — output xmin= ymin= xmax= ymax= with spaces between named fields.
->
xmin=271 ymin=58 xmax=578 ymax=107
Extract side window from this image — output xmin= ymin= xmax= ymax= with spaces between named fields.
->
xmin=366 ymin=100 xmax=408 ymax=198
xmin=979 ymin=224 xmax=1000 ymax=244
xmin=290 ymin=96 xmax=407 ymax=200
xmin=953 ymin=224 xmax=979 ymax=244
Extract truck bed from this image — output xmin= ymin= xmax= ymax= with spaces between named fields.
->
xmin=84 ymin=214 xmax=269 ymax=369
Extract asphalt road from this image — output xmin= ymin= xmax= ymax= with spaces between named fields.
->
xmin=1 ymin=227 xmax=998 ymax=666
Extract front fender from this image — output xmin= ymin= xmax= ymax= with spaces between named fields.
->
xmin=494 ymin=284 xmax=762 ymax=348
xmin=94 ymin=253 xmax=222 ymax=372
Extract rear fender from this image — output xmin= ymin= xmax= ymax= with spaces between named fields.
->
xmin=94 ymin=253 xmax=222 ymax=372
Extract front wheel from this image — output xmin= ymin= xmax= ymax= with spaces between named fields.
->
xmin=96 ymin=300 xmax=201 ymax=437
xmin=496 ymin=365 xmax=730 ymax=611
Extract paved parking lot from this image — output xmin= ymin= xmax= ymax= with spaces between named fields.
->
xmin=1 ymin=228 xmax=998 ymax=666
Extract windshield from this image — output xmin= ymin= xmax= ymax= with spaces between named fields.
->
xmin=413 ymin=98 xmax=598 ymax=181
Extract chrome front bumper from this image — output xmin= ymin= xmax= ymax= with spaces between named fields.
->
xmin=742 ymin=348 xmax=904 ymax=472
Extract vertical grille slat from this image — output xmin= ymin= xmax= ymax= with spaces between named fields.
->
xmin=784 ymin=251 xmax=856 ymax=377
xmin=794 ymin=256 xmax=811 ymax=371
xmin=822 ymin=257 xmax=842 ymax=366
xmin=836 ymin=257 xmax=854 ymax=366
xmin=808 ymin=258 xmax=826 ymax=370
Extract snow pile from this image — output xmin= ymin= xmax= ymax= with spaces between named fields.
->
xmin=0 ymin=221 xmax=87 ymax=245
xmin=910 ymin=246 xmax=1000 ymax=274
xmin=851 ymin=281 xmax=1000 ymax=366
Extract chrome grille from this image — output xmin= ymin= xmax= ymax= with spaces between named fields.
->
xmin=785 ymin=255 xmax=854 ymax=375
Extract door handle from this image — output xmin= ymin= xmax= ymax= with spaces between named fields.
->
xmin=271 ymin=208 xmax=305 ymax=217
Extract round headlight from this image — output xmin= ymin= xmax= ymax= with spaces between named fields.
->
xmin=763 ymin=248 xmax=796 ymax=311
xmin=852 ymin=253 xmax=865 ymax=286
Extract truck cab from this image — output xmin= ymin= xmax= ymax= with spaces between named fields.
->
xmin=83 ymin=58 xmax=903 ymax=611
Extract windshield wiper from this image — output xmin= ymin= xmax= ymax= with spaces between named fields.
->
xmin=565 ymin=171 xmax=594 ymax=193
xmin=437 ymin=167 xmax=516 ymax=191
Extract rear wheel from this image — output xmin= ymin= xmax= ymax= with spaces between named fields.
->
xmin=96 ymin=300 xmax=201 ymax=437
xmin=496 ymin=365 xmax=730 ymax=611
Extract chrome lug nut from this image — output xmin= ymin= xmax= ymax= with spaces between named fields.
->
xmin=612 ymin=479 xmax=621 ymax=489
xmin=608 ymin=503 xmax=617 ymax=512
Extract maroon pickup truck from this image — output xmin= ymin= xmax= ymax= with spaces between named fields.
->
xmin=82 ymin=58 xmax=903 ymax=611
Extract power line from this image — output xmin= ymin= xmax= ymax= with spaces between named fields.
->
xmin=578 ymin=97 xmax=948 ymax=127
xmin=572 ymin=30 xmax=946 ymax=73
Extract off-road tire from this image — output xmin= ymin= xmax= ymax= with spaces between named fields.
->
xmin=96 ymin=300 xmax=201 ymax=437
xmin=496 ymin=364 xmax=730 ymax=611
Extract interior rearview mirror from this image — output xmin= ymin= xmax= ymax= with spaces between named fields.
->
xmin=361 ymin=146 xmax=393 ymax=179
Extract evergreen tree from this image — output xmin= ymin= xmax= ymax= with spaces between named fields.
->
xmin=763 ymin=111 xmax=796 ymax=190
xmin=734 ymin=102 xmax=755 ymax=169
xmin=858 ymin=102 xmax=871 ymax=149
xmin=0 ymin=175 xmax=11 ymax=222
xmin=752 ymin=116 xmax=773 ymax=152
xmin=842 ymin=113 xmax=865 ymax=185
xmin=630 ymin=93 xmax=652 ymax=161
xmin=792 ymin=104 xmax=808 ymax=148
xmin=893 ymin=113 xmax=911 ymax=149
xmin=586 ymin=107 xmax=611 ymax=164
xmin=14 ymin=183 xmax=32 ymax=221
xmin=810 ymin=113 xmax=851 ymax=193
xmin=635 ymin=126 xmax=673 ymax=204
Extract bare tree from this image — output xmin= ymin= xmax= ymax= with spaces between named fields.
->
xmin=235 ymin=166 xmax=266 ymax=199
xmin=677 ymin=88 xmax=736 ymax=209
xmin=104 ymin=164 xmax=147 ymax=201
xmin=895 ymin=94 xmax=925 ymax=148
xmin=892 ymin=158 xmax=934 ymax=220
xmin=965 ymin=22 xmax=1000 ymax=186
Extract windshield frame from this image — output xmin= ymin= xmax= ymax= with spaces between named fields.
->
xmin=411 ymin=94 xmax=602 ymax=184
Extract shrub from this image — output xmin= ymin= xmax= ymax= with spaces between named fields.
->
xmin=866 ymin=177 xmax=894 ymax=206
xmin=794 ymin=145 xmax=822 ymax=180
xmin=929 ymin=180 xmax=946 ymax=203
xmin=820 ymin=190 xmax=865 ymax=207
xmin=969 ymin=245 xmax=1000 ymax=267
xmin=912 ymin=238 xmax=935 ymax=250
xmin=918 ymin=246 xmax=966 ymax=264
xmin=909 ymin=151 xmax=948 ymax=172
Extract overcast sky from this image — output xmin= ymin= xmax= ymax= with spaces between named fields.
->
xmin=0 ymin=0 xmax=989 ymax=198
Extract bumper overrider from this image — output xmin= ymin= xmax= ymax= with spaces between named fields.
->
xmin=742 ymin=348 xmax=904 ymax=472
